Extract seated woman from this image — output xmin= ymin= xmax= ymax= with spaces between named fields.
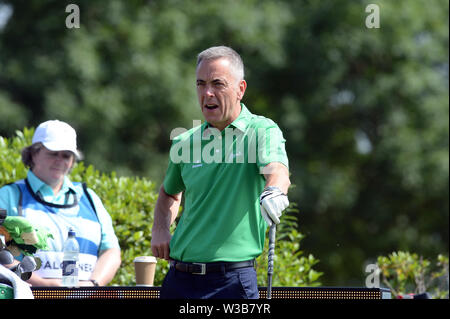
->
xmin=0 ymin=120 xmax=121 ymax=286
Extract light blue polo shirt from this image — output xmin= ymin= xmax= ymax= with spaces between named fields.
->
xmin=0 ymin=171 xmax=119 ymax=252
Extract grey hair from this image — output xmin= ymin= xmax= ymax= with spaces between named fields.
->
xmin=197 ymin=46 xmax=245 ymax=82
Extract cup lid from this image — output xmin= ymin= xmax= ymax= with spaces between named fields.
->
xmin=133 ymin=256 xmax=157 ymax=263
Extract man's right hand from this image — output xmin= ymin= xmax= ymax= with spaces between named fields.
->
xmin=151 ymin=185 xmax=182 ymax=261
xmin=151 ymin=227 xmax=172 ymax=261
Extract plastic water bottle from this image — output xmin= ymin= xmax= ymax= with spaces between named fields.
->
xmin=62 ymin=228 xmax=79 ymax=287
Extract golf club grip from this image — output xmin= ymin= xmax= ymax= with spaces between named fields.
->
xmin=268 ymin=224 xmax=276 ymax=275
xmin=267 ymin=224 xmax=276 ymax=299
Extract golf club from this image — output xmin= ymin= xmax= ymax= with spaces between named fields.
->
xmin=0 ymin=249 xmax=14 ymax=266
xmin=267 ymin=223 xmax=276 ymax=299
xmin=13 ymin=256 xmax=36 ymax=281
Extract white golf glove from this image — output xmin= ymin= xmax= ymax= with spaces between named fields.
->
xmin=259 ymin=186 xmax=289 ymax=226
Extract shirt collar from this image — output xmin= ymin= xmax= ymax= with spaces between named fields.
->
xmin=230 ymin=103 xmax=252 ymax=132
xmin=27 ymin=170 xmax=78 ymax=197
xmin=204 ymin=103 xmax=252 ymax=133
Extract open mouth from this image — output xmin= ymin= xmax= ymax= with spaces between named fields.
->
xmin=204 ymin=104 xmax=219 ymax=110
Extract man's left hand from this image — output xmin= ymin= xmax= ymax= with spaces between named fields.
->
xmin=260 ymin=186 xmax=289 ymax=226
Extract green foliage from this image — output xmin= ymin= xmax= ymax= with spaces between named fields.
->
xmin=70 ymin=162 xmax=164 ymax=286
xmin=1 ymin=128 xmax=321 ymax=287
xmin=256 ymin=211 xmax=322 ymax=287
xmin=377 ymin=251 xmax=449 ymax=299
xmin=0 ymin=127 xmax=33 ymax=183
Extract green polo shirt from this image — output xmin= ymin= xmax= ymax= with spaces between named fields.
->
xmin=164 ymin=104 xmax=288 ymax=262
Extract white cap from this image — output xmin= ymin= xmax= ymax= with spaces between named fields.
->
xmin=32 ymin=120 xmax=80 ymax=158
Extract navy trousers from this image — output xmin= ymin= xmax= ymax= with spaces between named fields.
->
xmin=160 ymin=264 xmax=259 ymax=299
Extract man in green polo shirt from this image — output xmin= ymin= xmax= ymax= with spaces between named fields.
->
xmin=151 ymin=46 xmax=290 ymax=299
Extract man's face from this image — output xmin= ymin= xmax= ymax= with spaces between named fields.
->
xmin=196 ymin=58 xmax=246 ymax=131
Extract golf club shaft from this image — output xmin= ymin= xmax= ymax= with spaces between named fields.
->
xmin=267 ymin=223 xmax=276 ymax=299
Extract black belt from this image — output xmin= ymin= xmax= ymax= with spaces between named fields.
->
xmin=170 ymin=259 xmax=255 ymax=275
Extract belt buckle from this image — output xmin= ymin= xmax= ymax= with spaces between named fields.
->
xmin=192 ymin=263 xmax=206 ymax=275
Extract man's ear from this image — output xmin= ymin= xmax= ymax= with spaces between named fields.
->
xmin=237 ymin=79 xmax=247 ymax=100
